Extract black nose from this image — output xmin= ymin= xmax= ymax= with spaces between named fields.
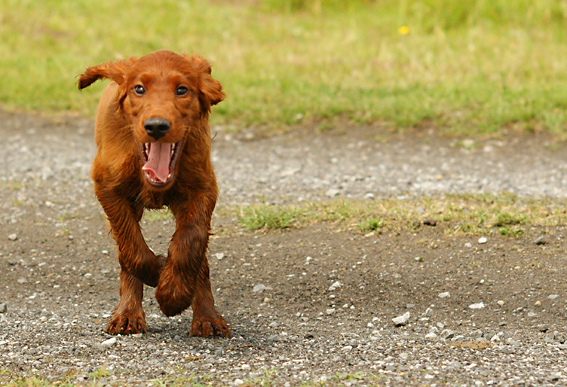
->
xmin=144 ymin=118 xmax=170 ymax=140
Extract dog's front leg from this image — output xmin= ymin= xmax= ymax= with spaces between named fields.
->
xmin=155 ymin=192 xmax=231 ymax=337
xmin=95 ymin=187 xmax=164 ymax=287
xmin=95 ymin=185 xmax=165 ymax=335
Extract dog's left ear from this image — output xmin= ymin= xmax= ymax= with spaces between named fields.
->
xmin=185 ymin=55 xmax=225 ymax=115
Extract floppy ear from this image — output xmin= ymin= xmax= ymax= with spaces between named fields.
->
xmin=185 ymin=55 xmax=225 ymax=116
xmin=77 ymin=57 xmax=137 ymax=90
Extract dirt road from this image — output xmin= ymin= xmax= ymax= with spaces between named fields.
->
xmin=1 ymin=111 xmax=566 ymax=386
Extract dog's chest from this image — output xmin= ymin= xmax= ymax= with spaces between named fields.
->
xmin=140 ymin=189 xmax=168 ymax=209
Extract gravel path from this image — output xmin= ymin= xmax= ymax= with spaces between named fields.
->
xmin=1 ymin=112 xmax=567 ymax=386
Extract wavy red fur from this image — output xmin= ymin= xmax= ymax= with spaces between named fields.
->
xmin=78 ymin=50 xmax=230 ymax=337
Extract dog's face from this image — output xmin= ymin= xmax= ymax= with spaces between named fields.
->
xmin=78 ymin=50 xmax=225 ymax=188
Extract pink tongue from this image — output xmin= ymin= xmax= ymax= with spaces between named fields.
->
xmin=142 ymin=143 xmax=172 ymax=183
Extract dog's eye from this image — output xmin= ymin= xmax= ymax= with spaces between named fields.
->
xmin=175 ymin=86 xmax=188 ymax=96
xmin=133 ymin=85 xmax=146 ymax=96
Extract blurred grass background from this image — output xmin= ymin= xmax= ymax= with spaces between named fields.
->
xmin=1 ymin=0 xmax=566 ymax=135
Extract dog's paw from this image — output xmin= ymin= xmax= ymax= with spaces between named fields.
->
xmin=190 ymin=315 xmax=231 ymax=338
xmin=155 ymin=268 xmax=194 ymax=317
xmin=106 ymin=314 xmax=147 ymax=335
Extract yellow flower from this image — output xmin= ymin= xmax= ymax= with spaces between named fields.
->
xmin=398 ymin=26 xmax=409 ymax=35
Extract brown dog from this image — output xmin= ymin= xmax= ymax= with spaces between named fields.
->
xmin=78 ymin=50 xmax=230 ymax=337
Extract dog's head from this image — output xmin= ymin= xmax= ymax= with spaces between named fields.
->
xmin=78 ymin=50 xmax=224 ymax=188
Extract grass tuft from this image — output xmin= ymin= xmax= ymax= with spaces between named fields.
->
xmin=229 ymin=194 xmax=567 ymax=236
xmin=238 ymin=204 xmax=299 ymax=230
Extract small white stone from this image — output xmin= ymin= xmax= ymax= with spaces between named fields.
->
xmin=328 ymin=281 xmax=342 ymax=291
xmin=469 ymin=302 xmax=485 ymax=309
xmin=326 ymin=308 xmax=336 ymax=315
xmin=425 ymin=332 xmax=438 ymax=340
xmin=8 ymin=234 xmax=17 ymax=241
xmin=326 ymin=188 xmax=340 ymax=197
xmin=101 ymin=337 xmax=117 ymax=347
xmin=438 ymin=292 xmax=450 ymax=298
xmin=392 ymin=312 xmax=410 ymax=326
xmin=253 ymin=284 xmax=272 ymax=293
xmin=478 ymin=237 xmax=488 ymax=244
xmin=101 ymin=250 xmax=109 ymax=255
xmin=234 ymin=379 xmax=244 ymax=386
xmin=214 ymin=252 xmax=225 ymax=260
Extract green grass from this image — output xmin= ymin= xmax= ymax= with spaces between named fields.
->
xmin=1 ymin=0 xmax=567 ymax=135
xmin=230 ymin=193 xmax=567 ymax=236
xmin=0 ymin=368 xmax=211 ymax=387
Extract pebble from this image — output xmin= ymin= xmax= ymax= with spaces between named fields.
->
xmin=548 ymin=294 xmax=559 ymax=300
xmin=469 ymin=302 xmax=485 ymax=309
xmin=101 ymin=338 xmax=117 ymax=347
xmin=545 ymin=332 xmax=556 ymax=343
xmin=0 ymin=303 xmax=6 ymax=313
xmin=325 ymin=188 xmax=340 ymax=197
xmin=252 ymin=284 xmax=272 ymax=293
xmin=423 ymin=218 xmax=437 ymax=226
xmin=440 ymin=329 xmax=456 ymax=340
xmin=214 ymin=252 xmax=225 ymax=260
xmin=425 ymin=332 xmax=438 ymax=340
xmin=8 ymin=233 xmax=17 ymax=241
xmin=478 ymin=237 xmax=487 ymax=244
xmin=326 ymin=308 xmax=336 ymax=315
xmin=392 ymin=312 xmax=410 ymax=326
xmin=470 ymin=330 xmax=484 ymax=339
xmin=438 ymin=292 xmax=450 ymax=298
xmin=328 ymin=281 xmax=342 ymax=291
xmin=533 ymin=235 xmax=548 ymax=245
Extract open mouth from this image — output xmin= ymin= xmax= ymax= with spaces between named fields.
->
xmin=140 ymin=139 xmax=183 ymax=187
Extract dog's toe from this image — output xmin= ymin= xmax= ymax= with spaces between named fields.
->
xmin=106 ymin=314 xmax=147 ymax=335
xmin=190 ymin=316 xmax=231 ymax=338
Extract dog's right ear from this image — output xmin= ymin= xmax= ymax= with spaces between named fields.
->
xmin=77 ymin=57 xmax=137 ymax=90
